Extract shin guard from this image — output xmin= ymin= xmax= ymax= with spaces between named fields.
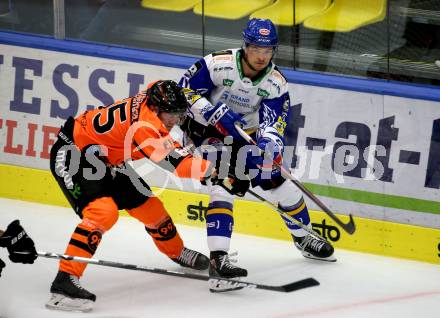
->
xmin=128 ymin=197 xmax=183 ymax=258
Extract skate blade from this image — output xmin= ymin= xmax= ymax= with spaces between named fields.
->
xmin=45 ymin=293 xmax=94 ymax=313
xmin=208 ymin=277 xmax=246 ymax=293
xmin=302 ymin=251 xmax=337 ymax=262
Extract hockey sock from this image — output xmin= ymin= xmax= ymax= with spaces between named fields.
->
xmin=59 ymin=223 xmax=103 ymax=277
xmin=279 ymin=198 xmax=311 ymax=237
xmin=59 ymin=196 xmax=118 ymax=277
xmin=206 ymin=201 xmax=234 ymax=252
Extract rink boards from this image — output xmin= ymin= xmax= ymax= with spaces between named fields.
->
xmin=1 ymin=163 xmax=439 ymax=265
xmin=0 ymin=41 xmax=439 ymax=229
xmin=0 ymin=34 xmax=439 ymax=266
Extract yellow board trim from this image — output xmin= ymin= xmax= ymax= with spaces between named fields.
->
xmin=1 ymin=164 xmax=439 ymax=264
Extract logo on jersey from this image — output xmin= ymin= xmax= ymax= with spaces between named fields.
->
xmin=190 ymin=93 xmax=202 ymax=104
xmin=214 ymin=66 xmax=233 ymax=72
xmin=229 ymin=94 xmax=251 ymax=108
xmin=223 ymin=79 xmax=234 ymax=87
xmin=186 ymin=61 xmax=203 ymax=78
xmin=80 ymin=113 xmax=88 ymax=127
xmin=131 ymin=91 xmax=146 ymax=124
xmin=274 ymin=118 xmax=287 ymax=135
xmin=221 ymin=91 xmax=230 ymax=102
xmin=214 ymin=55 xmax=233 ymax=63
xmin=212 ymin=50 xmax=233 ymax=57
xmin=171 ymin=147 xmax=190 ymax=158
xmin=182 ymin=88 xmax=202 ymax=105
xmin=162 ymin=139 xmax=174 ymax=150
xmin=259 ymin=28 xmax=270 ymax=36
xmin=257 ymin=88 xmax=269 ymax=98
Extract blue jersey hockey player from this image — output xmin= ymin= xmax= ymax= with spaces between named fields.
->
xmin=179 ymin=18 xmax=335 ymax=279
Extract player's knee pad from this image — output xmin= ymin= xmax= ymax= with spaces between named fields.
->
xmin=209 ymin=184 xmax=234 ymax=205
xmin=82 ymin=196 xmax=119 ymax=232
xmin=270 ymin=180 xmax=303 ymax=208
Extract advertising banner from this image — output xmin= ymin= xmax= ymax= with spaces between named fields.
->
xmin=0 ymin=44 xmax=439 ymax=228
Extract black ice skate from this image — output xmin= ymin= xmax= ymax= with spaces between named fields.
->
xmin=171 ymin=247 xmax=210 ymax=270
xmin=209 ymin=251 xmax=248 ymax=292
xmin=293 ymin=234 xmax=336 ymax=262
xmin=46 ymin=271 xmax=96 ymax=313
xmin=209 ymin=251 xmax=248 ymax=278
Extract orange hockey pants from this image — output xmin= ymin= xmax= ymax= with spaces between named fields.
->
xmin=59 ymin=196 xmax=183 ymax=277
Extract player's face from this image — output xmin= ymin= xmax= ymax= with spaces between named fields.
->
xmin=245 ymin=45 xmax=274 ymax=71
xmin=158 ymin=112 xmax=185 ymax=130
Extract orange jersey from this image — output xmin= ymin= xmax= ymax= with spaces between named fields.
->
xmin=73 ymin=89 xmax=210 ymax=180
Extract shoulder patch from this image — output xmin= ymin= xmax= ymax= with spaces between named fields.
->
xmin=271 ymin=68 xmax=287 ymax=85
xmin=186 ymin=61 xmax=203 ymax=78
xmin=211 ymin=50 xmax=233 ymax=57
xmin=213 ymin=55 xmax=233 ymax=63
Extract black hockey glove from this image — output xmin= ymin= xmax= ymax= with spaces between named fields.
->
xmin=0 ymin=258 xmax=5 ymax=277
xmin=212 ymin=174 xmax=250 ymax=197
xmin=0 ymin=220 xmax=37 ymax=264
xmin=201 ymin=167 xmax=250 ymax=197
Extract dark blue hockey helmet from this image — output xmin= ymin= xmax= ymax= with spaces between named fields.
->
xmin=242 ymin=18 xmax=278 ymax=48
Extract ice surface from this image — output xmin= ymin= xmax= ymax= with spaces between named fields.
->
xmin=0 ymin=198 xmax=439 ymax=318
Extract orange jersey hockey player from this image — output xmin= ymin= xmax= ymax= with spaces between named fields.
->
xmin=46 ymin=80 xmax=248 ymax=313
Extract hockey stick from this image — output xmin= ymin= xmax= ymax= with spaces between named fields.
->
xmin=234 ymin=124 xmax=356 ymax=235
xmin=245 ymin=187 xmax=327 ymax=242
xmin=36 ymin=251 xmax=319 ymax=293
xmin=185 ymin=145 xmax=326 ymax=242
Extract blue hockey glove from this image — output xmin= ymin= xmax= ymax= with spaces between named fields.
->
xmin=203 ymin=102 xmax=247 ymax=142
xmin=248 ymin=136 xmax=283 ymax=168
xmin=257 ymin=137 xmax=282 ymax=162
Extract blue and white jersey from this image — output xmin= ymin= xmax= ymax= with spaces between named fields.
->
xmin=179 ymin=48 xmax=290 ymax=141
